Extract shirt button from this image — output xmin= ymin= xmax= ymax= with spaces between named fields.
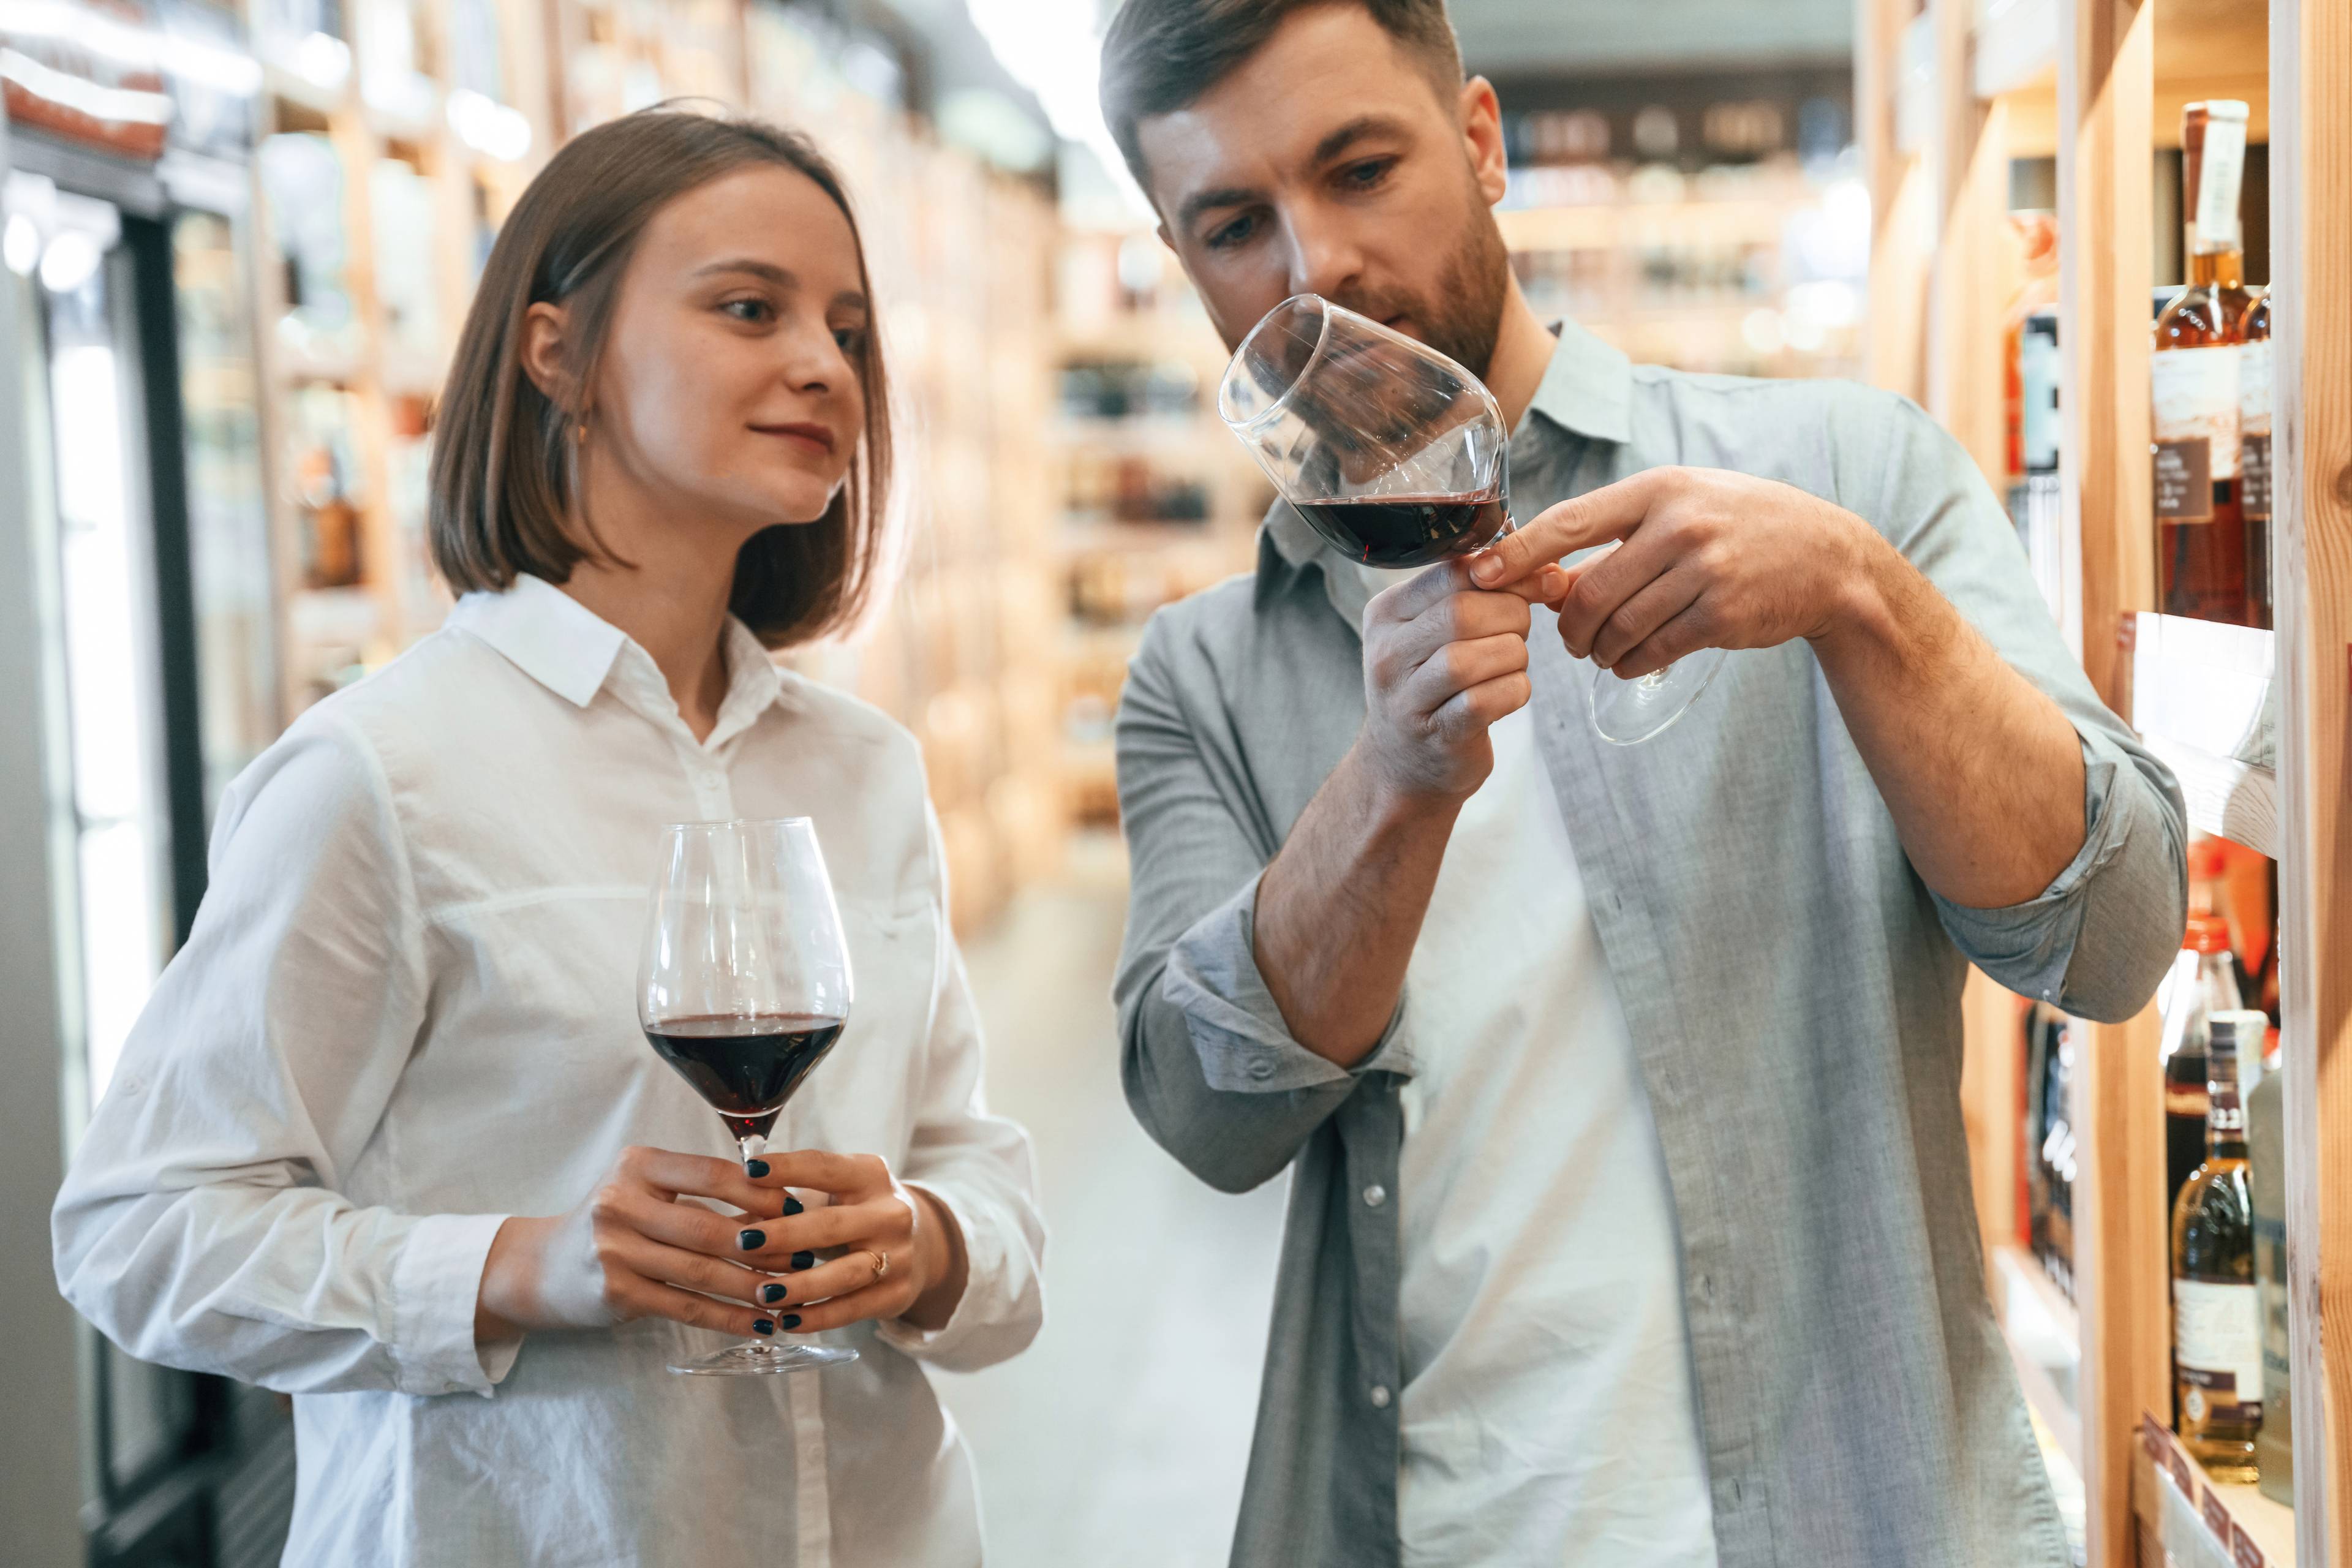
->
xmin=1362 ymin=1183 xmax=1386 ymax=1208
xmin=1368 ymin=1384 xmax=1391 ymax=1409
xmin=1246 ymin=1057 xmax=1276 ymax=1081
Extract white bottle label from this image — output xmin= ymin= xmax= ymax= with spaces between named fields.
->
xmin=2153 ymin=345 xmax=2241 ymax=519
xmin=2176 ymin=1278 xmax=2264 ymax=1414
xmin=2240 ymin=337 xmax=2273 ymax=521
xmin=2196 ymin=117 xmax=2249 ymax=249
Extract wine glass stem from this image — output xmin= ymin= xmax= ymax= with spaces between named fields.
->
xmin=739 ymin=1132 xmax=766 ymax=1166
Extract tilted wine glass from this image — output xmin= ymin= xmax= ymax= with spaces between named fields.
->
xmin=1217 ymin=293 xmax=1724 ymax=744
xmin=639 ymin=818 xmax=856 ymax=1376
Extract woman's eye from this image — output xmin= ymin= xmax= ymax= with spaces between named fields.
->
xmin=834 ymin=326 xmax=866 ymax=355
xmin=720 ymin=298 xmax=773 ymax=324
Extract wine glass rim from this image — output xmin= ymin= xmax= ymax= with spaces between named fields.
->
xmin=658 ymin=816 xmax=817 ymax=834
xmin=1219 ymin=292 xmax=1341 ymax=434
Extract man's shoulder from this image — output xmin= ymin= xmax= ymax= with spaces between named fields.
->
xmin=1616 ymin=365 xmax=1936 ymax=508
xmin=1630 ymin=363 xmax=1915 ymax=426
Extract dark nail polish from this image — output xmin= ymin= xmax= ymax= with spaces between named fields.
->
xmin=738 ymin=1229 xmax=766 ymax=1251
xmin=744 ymin=1159 xmax=770 ymax=1178
xmin=762 ymin=1283 xmax=788 ymax=1305
xmin=791 ymin=1250 xmax=814 ymax=1271
xmin=780 ymin=1315 xmax=801 ymax=1331
xmin=783 ymin=1196 xmax=804 ymax=1216
xmin=752 ymin=1319 xmax=775 ymax=1336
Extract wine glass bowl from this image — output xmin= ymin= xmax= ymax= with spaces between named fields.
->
xmin=638 ymin=817 xmax=857 ymax=1376
xmin=1219 ymin=295 xmax=1511 ymax=569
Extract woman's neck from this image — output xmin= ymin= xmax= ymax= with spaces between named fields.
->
xmin=557 ymin=447 xmax=742 ymax=743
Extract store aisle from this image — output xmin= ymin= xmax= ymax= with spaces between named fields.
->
xmin=935 ymin=837 xmax=1289 ymax=1567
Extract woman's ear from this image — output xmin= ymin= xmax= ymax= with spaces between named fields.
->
xmin=519 ymin=301 xmax=579 ymax=413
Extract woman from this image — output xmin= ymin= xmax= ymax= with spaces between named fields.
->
xmin=51 ymin=108 xmax=1043 ymax=1566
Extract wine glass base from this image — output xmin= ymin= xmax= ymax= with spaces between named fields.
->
xmin=1588 ymin=648 xmax=1727 ymax=745
xmin=668 ymin=1340 xmax=859 ymax=1376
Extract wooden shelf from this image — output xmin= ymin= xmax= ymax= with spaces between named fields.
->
xmin=2128 ymin=614 xmax=2278 ymax=856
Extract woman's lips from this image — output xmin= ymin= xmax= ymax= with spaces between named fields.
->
xmin=753 ymin=422 xmax=838 ymax=455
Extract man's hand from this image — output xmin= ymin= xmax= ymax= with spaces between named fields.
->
xmin=1357 ymin=556 xmax=1563 ymax=803
xmin=1469 ymin=466 xmax=1889 ymax=677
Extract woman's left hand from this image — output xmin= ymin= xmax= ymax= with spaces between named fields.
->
xmin=739 ymin=1151 xmax=969 ymax=1335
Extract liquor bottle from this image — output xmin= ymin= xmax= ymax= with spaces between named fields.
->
xmin=2154 ymin=100 xmax=2255 ymax=625
xmin=2247 ymin=1038 xmax=2293 ymax=1504
xmin=2172 ymin=1009 xmax=2266 ymax=1480
xmin=2239 ymin=287 xmax=2272 ymax=628
xmin=2160 ymin=914 xmax=2241 ymax=1217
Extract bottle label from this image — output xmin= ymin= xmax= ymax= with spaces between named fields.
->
xmin=2196 ymin=116 xmax=2249 ymax=251
xmin=2240 ymin=338 xmax=2273 ymax=521
xmin=2176 ymin=1278 xmax=2264 ymax=1423
xmin=2154 ymin=345 xmax=2241 ymax=518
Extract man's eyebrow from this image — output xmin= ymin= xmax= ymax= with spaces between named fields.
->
xmin=1311 ymin=113 xmax=1409 ymax=166
xmin=1177 ymin=185 xmax=1259 ymax=231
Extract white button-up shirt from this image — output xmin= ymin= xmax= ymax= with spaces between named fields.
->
xmin=52 ymin=575 xmax=1046 ymax=1567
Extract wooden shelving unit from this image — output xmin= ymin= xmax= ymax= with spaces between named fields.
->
xmin=1860 ymin=2 xmax=2345 ymax=1564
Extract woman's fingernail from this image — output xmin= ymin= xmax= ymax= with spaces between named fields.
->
xmin=783 ymin=1196 xmax=804 ymax=1216
xmin=779 ymin=1315 xmax=802 ymax=1331
xmin=738 ymin=1229 xmax=766 ymax=1251
xmin=753 ymin=1319 xmax=775 ymax=1336
xmin=791 ymin=1251 xmax=814 ymax=1272
xmin=762 ymin=1283 xmax=788 ymax=1305
xmin=744 ymin=1158 xmax=770 ymax=1178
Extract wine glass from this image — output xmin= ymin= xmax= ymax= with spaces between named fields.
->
xmin=1218 ymin=293 xmax=1724 ymax=745
xmin=638 ymin=818 xmax=857 ymax=1376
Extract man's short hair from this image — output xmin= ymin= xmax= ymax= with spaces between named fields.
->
xmin=1099 ymin=0 xmax=1465 ymax=192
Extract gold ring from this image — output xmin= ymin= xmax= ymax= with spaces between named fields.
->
xmin=865 ymin=1249 xmax=890 ymax=1281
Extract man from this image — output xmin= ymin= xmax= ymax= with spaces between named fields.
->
xmin=1100 ymin=4 xmax=2185 ymax=1567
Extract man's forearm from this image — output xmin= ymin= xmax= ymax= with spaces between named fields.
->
xmin=1812 ymin=538 xmax=2087 ymax=910
xmin=1253 ymin=743 xmax=1461 ymax=1068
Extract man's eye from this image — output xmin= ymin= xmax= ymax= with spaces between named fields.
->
xmin=1206 ymin=214 xmax=1255 ymax=251
xmin=1343 ymin=159 xmax=1393 ymax=189
xmin=721 ymin=298 xmax=773 ymax=323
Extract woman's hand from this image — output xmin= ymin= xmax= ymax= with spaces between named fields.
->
xmin=474 ymin=1146 xmax=791 ymax=1344
xmin=739 ymin=1151 xmax=970 ymax=1336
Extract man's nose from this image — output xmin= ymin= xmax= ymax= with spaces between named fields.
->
xmin=1282 ymin=215 xmax=1364 ymax=303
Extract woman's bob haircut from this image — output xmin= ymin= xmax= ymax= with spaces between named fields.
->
xmin=428 ymin=105 xmax=892 ymax=649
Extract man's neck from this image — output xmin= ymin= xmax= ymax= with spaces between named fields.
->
xmin=1482 ymin=276 xmax=1557 ymax=433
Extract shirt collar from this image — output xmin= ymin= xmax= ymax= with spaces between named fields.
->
xmin=448 ymin=574 xmax=785 ymax=745
xmin=1262 ymin=317 xmax=1633 ymax=619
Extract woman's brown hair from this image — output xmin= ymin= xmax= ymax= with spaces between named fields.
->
xmin=429 ymin=105 xmax=893 ymax=649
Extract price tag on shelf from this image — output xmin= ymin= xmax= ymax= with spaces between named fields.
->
xmin=2231 ymin=1520 xmax=2267 ymax=1568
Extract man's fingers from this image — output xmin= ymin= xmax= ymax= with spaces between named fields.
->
xmin=1402 ymin=632 xmax=1529 ymax=716
xmin=1428 ymin=671 xmax=1532 ymax=741
xmin=1468 ymin=471 xmax=1665 ymax=589
xmin=1608 ymin=602 xmax=1717 ymax=682
xmin=1588 ymin=567 xmax=1705 ymax=671
xmin=1555 ymin=532 xmax=1679 ymax=658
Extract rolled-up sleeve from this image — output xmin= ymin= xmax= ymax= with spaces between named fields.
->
xmin=1860 ymin=394 xmax=2188 ymax=1021
xmin=875 ymin=807 xmax=1046 ymax=1373
xmin=50 ymin=714 xmax=516 ymax=1398
xmin=1112 ymin=616 xmax=1388 ymax=1194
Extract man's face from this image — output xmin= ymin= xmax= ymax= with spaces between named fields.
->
xmin=1133 ymin=5 xmax=1513 ymax=378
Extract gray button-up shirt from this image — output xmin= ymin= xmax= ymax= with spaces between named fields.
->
xmin=1111 ymin=319 xmax=2186 ymax=1567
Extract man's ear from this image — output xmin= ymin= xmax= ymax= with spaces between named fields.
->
xmin=519 ymin=300 xmax=579 ymax=413
xmin=1459 ymin=76 xmax=1509 ymax=208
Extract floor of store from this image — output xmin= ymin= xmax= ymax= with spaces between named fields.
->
xmin=937 ymin=833 xmax=1289 ymax=1566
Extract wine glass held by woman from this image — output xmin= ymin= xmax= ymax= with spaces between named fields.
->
xmin=52 ymin=107 xmax=1042 ymax=1568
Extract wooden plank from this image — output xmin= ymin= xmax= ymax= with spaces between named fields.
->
xmin=1961 ymin=971 xmax=2026 ymax=1284
xmin=2266 ymin=0 xmax=2350 ymax=1559
xmin=1929 ymin=0 xmax=2015 ymax=484
xmin=2059 ymin=6 xmax=2166 ymax=1559
xmin=1858 ymin=0 xmax=1929 ymax=400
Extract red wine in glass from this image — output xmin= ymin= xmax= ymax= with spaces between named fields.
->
xmin=643 ymin=1012 xmax=847 ymax=1142
xmin=1291 ymin=484 xmax=1508 ymax=568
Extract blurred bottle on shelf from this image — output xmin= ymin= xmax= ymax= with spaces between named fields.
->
xmin=2171 ymin=1009 xmax=2266 ymax=1482
xmin=2247 ymin=1033 xmax=2292 ymax=1506
xmin=2024 ymin=1003 xmax=2076 ymax=1301
xmin=2159 ymin=910 xmax=2241 ymax=1220
xmin=2239 ymin=287 xmax=2272 ymax=628
xmin=2153 ymin=100 xmax=2254 ymax=626
xmin=288 ymin=386 xmax=365 ymax=591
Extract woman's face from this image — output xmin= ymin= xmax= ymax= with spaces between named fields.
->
xmin=583 ymin=164 xmax=869 ymax=537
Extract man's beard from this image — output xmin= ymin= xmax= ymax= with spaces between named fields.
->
xmin=1335 ymin=203 xmax=1512 ymax=382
